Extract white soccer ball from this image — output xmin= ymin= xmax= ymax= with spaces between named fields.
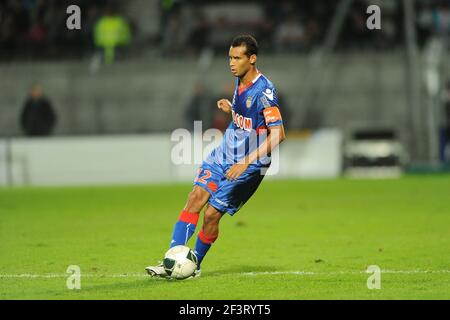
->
xmin=163 ymin=245 xmax=198 ymax=280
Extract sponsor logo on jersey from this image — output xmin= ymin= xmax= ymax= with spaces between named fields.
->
xmin=232 ymin=110 xmax=253 ymax=131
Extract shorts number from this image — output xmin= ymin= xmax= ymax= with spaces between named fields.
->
xmin=195 ymin=169 xmax=211 ymax=184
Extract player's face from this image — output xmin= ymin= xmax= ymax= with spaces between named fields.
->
xmin=229 ymin=46 xmax=256 ymax=78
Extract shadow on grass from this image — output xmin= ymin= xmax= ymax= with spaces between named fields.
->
xmin=18 ymin=266 xmax=283 ymax=298
xmin=75 ymin=277 xmax=181 ymax=294
xmin=20 ymin=277 xmax=176 ymax=299
xmin=66 ymin=265 xmax=281 ymax=295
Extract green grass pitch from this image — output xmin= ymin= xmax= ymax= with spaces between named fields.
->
xmin=1 ymin=175 xmax=449 ymax=300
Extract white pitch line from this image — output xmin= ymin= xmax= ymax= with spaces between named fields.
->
xmin=241 ymin=270 xmax=450 ymax=276
xmin=0 ymin=273 xmax=148 ymax=279
xmin=1 ymin=270 xmax=450 ymax=279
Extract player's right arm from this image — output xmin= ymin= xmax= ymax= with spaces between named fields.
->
xmin=217 ymin=99 xmax=232 ymax=113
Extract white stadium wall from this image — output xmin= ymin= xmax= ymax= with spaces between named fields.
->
xmin=0 ymin=140 xmax=8 ymax=186
xmin=0 ymin=129 xmax=342 ymax=187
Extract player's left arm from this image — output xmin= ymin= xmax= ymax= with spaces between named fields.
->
xmin=225 ymin=124 xmax=286 ymax=181
xmin=246 ymin=123 xmax=285 ymax=163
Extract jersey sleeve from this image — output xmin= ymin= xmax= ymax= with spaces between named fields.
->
xmin=257 ymin=87 xmax=283 ymax=127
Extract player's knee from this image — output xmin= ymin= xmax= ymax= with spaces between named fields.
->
xmin=188 ymin=188 xmax=208 ymax=210
xmin=203 ymin=210 xmax=222 ymax=226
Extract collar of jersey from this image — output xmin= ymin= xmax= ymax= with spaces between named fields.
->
xmin=238 ymin=72 xmax=262 ymax=95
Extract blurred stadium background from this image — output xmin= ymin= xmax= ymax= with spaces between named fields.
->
xmin=2 ymin=0 xmax=450 ymax=301
xmin=0 ymin=0 xmax=449 ymax=186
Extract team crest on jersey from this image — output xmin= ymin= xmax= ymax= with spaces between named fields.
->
xmin=246 ymin=96 xmax=253 ymax=108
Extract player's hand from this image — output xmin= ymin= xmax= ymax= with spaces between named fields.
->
xmin=217 ymin=99 xmax=232 ymax=114
xmin=226 ymin=163 xmax=249 ymax=181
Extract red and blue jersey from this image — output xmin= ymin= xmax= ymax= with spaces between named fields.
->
xmin=206 ymin=72 xmax=283 ymax=169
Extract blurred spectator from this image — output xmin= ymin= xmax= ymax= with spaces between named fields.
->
xmin=274 ymin=13 xmax=307 ymax=53
xmin=28 ymin=15 xmax=47 ymax=58
xmin=82 ymin=5 xmax=101 ymax=53
xmin=10 ymin=0 xmax=31 ymax=38
xmin=158 ymin=0 xmax=182 ymax=37
xmin=277 ymin=91 xmax=292 ymax=131
xmin=20 ymin=84 xmax=57 ymax=136
xmin=1 ymin=0 xmax=448 ymax=61
xmin=432 ymin=1 xmax=450 ymax=36
xmin=94 ymin=6 xmax=132 ymax=64
xmin=185 ymin=10 xmax=210 ymax=56
xmin=212 ymin=110 xmax=229 ymax=133
xmin=161 ymin=12 xmax=187 ymax=57
xmin=441 ymin=80 xmax=450 ymax=163
xmin=0 ymin=13 xmax=16 ymax=60
xmin=445 ymin=80 xmax=450 ymax=139
xmin=369 ymin=1 xmax=400 ymax=50
xmin=341 ymin=1 xmax=374 ymax=50
xmin=0 ymin=0 xmax=30 ymax=60
xmin=211 ymin=83 xmax=234 ymax=132
xmin=445 ymin=80 xmax=450 ymax=134
xmin=184 ymin=83 xmax=213 ymax=131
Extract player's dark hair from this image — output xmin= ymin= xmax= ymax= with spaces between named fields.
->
xmin=231 ymin=35 xmax=258 ymax=57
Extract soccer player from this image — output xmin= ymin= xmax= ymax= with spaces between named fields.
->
xmin=146 ymin=35 xmax=286 ymax=278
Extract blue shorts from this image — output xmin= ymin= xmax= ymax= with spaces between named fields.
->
xmin=193 ymin=162 xmax=266 ymax=215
